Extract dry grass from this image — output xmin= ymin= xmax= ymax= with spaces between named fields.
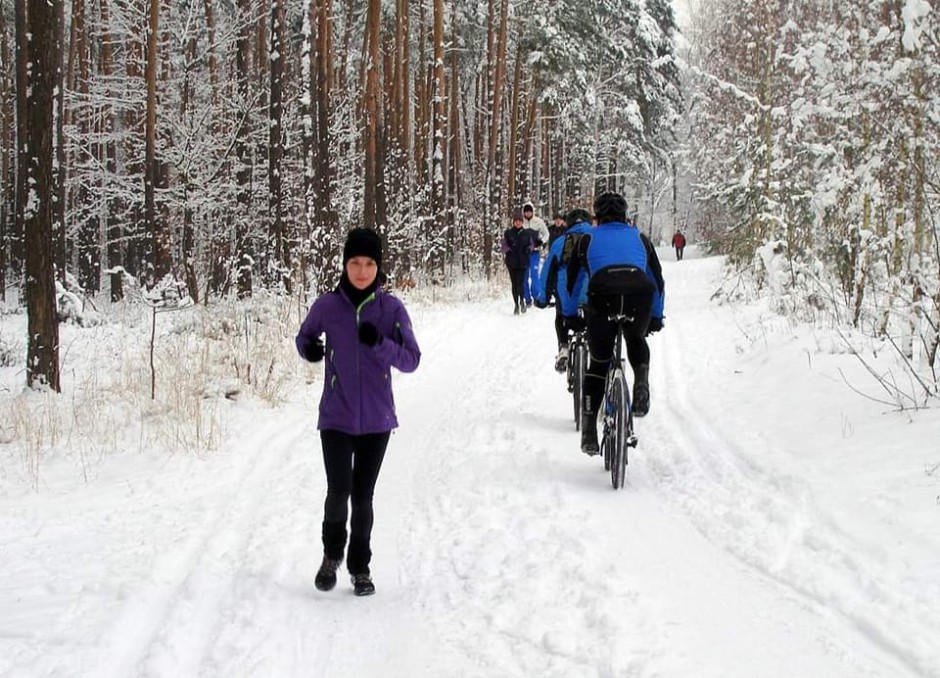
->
xmin=0 ymin=293 xmax=305 ymax=488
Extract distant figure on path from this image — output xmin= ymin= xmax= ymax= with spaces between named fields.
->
xmin=672 ymin=230 xmax=687 ymax=261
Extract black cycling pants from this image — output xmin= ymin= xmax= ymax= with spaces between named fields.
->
xmin=582 ymin=290 xmax=652 ymax=414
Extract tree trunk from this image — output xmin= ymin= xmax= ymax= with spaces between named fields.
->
xmin=23 ymin=0 xmax=61 ymax=391
xmin=14 ymin=0 xmax=29 ymax=280
xmin=507 ymin=47 xmax=522 ymax=206
xmin=446 ymin=0 xmax=461 ymax=268
xmin=234 ymin=0 xmax=254 ymax=298
xmin=52 ymin=0 xmax=66 ymax=284
xmin=99 ymin=0 xmax=123 ymax=301
xmin=144 ymin=0 xmax=170 ymax=283
xmin=314 ymin=0 xmax=336 ymax=235
xmin=70 ymin=0 xmax=100 ymax=293
xmin=484 ymin=0 xmax=509 ymax=276
xmin=0 ymin=7 xmax=10 ymax=299
xmin=269 ymin=0 xmax=287 ymax=290
xmin=428 ymin=0 xmax=446 ymax=274
xmin=362 ymin=0 xmax=385 ymax=233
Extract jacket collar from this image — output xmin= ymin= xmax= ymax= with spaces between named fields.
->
xmin=338 ymin=273 xmax=379 ymax=309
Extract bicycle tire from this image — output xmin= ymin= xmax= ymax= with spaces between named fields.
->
xmin=602 ymin=391 xmax=611 ymax=472
xmin=573 ymin=338 xmax=583 ymax=431
xmin=610 ymin=369 xmax=629 ymax=489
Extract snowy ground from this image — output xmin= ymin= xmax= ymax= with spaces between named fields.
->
xmin=2 ymin=248 xmax=939 ymax=678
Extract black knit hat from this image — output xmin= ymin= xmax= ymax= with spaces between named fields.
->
xmin=342 ymin=228 xmax=383 ymax=268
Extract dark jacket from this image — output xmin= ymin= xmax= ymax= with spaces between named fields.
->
xmin=500 ymin=226 xmax=537 ymax=270
xmin=295 ymin=285 xmax=421 ymax=435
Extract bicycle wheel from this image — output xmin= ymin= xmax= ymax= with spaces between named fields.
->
xmin=601 ymin=392 xmax=612 ymax=472
xmin=609 ymin=369 xmax=629 ymax=489
xmin=572 ymin=338 xmax=583 ymax=430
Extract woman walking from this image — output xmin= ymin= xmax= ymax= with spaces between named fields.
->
xmin=295 ymin=228 xmax=421 ymax=595
xmin=501 ymin=211 xmax=538 ymax=315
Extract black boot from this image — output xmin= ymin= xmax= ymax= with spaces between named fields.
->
xmin=315 ymin=555 xmax=342 ymax=591
xmin=633 ymin=364 xmax=650 ymax=417
xmin=351 ymin=572 xmax=376 ymax=596
xmin=580 ymin=410 xmax=599 ymax=455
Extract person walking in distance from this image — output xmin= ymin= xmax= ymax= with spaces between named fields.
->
xmin=295 ymin=228 xmax=421 ymax=596
xmin=671 ymin=230 xmax=686 ymax=261
xmin=567 ymin=192 xmax=665 ymax=454
xmin=521 ymin=201 xmax=549 ymax=305
xmin=501 ymin=211 xmax=538 ymax=315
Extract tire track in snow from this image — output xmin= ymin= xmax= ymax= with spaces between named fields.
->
xmin=392 ymin=301 xmax=666 ymax=677
xmin=96 ymin=415 xmax=304 ymax=678
xmin=646 ymin=260 xmax=940 ymax=677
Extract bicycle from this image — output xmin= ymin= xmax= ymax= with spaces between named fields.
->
xmin=566 ymin=325 xmax=588 ymax=431
xmin=600 ymin=314 xmax=638 ymax=490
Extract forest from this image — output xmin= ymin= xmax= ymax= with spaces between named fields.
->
xmin=1 ymin=0 xmax=938 ymax=399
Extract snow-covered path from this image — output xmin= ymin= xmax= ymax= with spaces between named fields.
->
xmin=3 ymin=252 xmax=939 ymax=678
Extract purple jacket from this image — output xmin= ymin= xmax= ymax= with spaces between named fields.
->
xmin=296 ymin=286 xmax=421 ymax=435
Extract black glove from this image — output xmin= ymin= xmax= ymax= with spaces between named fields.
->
xmin=647 ymin=317 xmax=664 ymax=334
xmin=358 ymin=322 xmax=381 ymax=347
xmin=300 ymin=337 xmax=324 ymax=363
xmin=534 ymin=299 xmax=548 ymax=309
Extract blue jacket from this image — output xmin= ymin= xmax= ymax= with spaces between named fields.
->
xmin=535 ymin=221 xmax=591 ymax=316
xmin=296 ymin=286 xmax=421 ymax=435
xmin=568 ymin=221 xmax=665 ymax=319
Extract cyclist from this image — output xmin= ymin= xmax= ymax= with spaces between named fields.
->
xmin=534 ymin=208 xmax=593 ymax=372
xmin=566 ymin=192 xmax=665 ymax=454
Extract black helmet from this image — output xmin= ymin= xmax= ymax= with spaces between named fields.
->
xmin=593 ymin=192 xmax=627 ymax=222
xmin=565 ymin=208 xmax=592 ymax=228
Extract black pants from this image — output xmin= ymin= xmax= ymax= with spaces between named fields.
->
xmin=555 ymin=306 xmax=567 ymax=348
xmin=320 ymin=429 xmax=390 ymax=575
xmin=555 ymin=307 xmax=585 ymax=349
xmin=675 ymin=246 xmax=684 ymax=261
xmin=508 ymin=267 xmax=526 ymax=308
xmin=582 ymin=290 xmax=652 ymax=415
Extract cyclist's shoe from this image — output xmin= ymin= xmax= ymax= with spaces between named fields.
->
xmin=315 ymin=555 xmax=342 ymax=591
xmin=632 ymin=364 xmax=650 ymax=417
xmin=580 ymin=412 xmax=599 ymax=455
xmin=554 ymin=347 xmax=569 ymax=373
xmin=351 ymin=572 xmax=376 ymax=596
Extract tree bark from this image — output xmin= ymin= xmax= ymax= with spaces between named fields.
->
xmin=52 ymin=0 xmax=66 ymax=284
xmin=99 ymin=0 xmax=123 ymax=301
xmin=0 ymin=7 xmax=10 ymax=299
xmin=144 ymin=0 xmax=170 ymax=283
xmin=429 ymin=0 xmax=446 ymax=274
xmin=362 ymin=0 xmax=386 ymax=233
xmin=23 ymin=0 xmax=61 ymax=391
xmin=483 ymin=0 xmax=509 ymax=276
xmin=268 ymin=0 xmax=288 ymax=291
xmin=234 ymin=0 xmax=254 ymax=298
xmin=14 ymin=0 xmax=29 ymax=280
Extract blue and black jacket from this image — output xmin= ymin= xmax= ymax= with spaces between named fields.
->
xmin=566 ymin=221 xmax=665 ymax=320
xmin=535 ymin=221 xmax=592 ymax=317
